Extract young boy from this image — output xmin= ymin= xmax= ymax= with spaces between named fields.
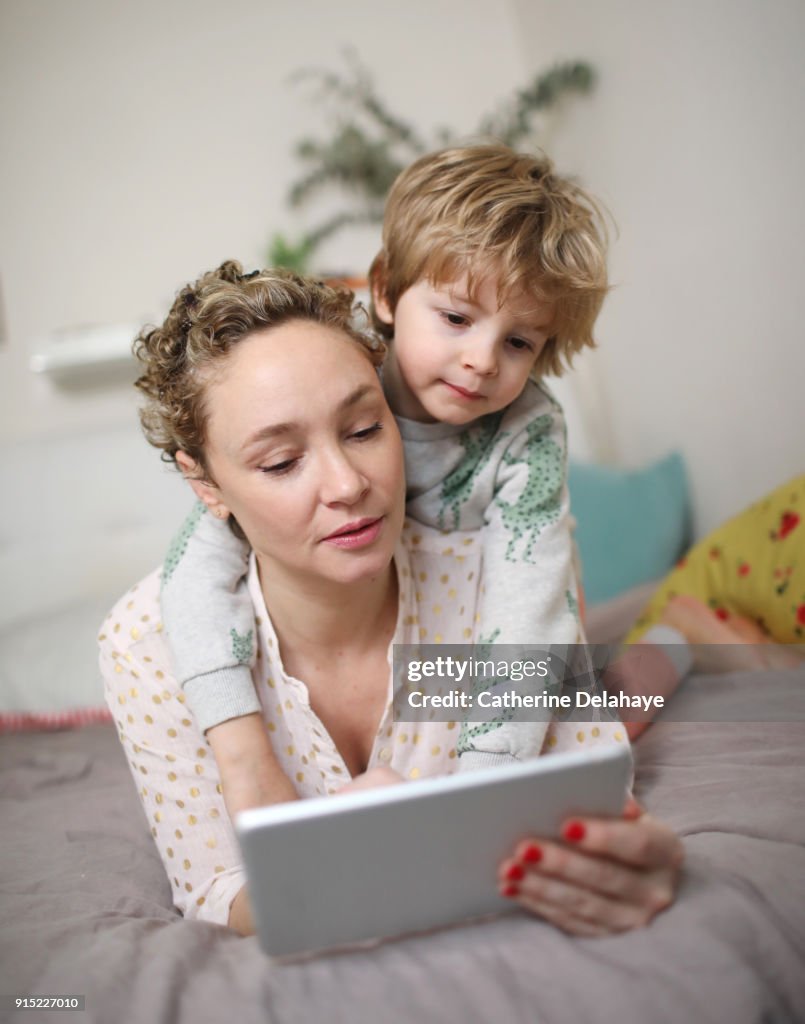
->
xmin=161 ymin=143 xmax=611 ymax=816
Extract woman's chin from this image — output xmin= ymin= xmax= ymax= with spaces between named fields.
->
xmin=256 ymin=537 xmax=397 ymax=583
xmin=321 ymin=545 xmax=397 ymax=588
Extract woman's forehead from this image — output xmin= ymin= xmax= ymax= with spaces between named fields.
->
xmin=204 ymin=322 xmax=383 ymax=449
xmin=216 ymin=321 xmax=375 ymax=391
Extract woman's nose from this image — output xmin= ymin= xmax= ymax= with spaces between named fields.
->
xmin=320 ymin=448 xmax=370 ymax=505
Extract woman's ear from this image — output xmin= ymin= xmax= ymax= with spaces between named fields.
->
xmin=175 ymin=451 xmax=231 ymax=521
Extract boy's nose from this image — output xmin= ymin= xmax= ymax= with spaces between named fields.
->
xmin=461 ymin=338 xmax=498 ymax=376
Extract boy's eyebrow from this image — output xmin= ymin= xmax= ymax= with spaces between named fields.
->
xmin=443 ymin=286 xmax=473 ymax=305
xmin=240 ymin=384 xmax=376 ymax=453
xmin=438 ymin=284 xmax=553 ymax=327
xmin=445 ymin=288 xmax=553 ymax=333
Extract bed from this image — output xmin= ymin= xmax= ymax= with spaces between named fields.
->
xmin=2 ymin=627 xmax=804 ymax=1024
xmin=3 ymin=364 xmax=804 ymax=1023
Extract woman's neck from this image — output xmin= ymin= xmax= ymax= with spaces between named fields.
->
xmin=255 ymin=556 xmax=399 ymax=663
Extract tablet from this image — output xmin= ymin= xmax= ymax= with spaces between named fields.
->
xmin=236 ymin=743 xmax=632 ymax=958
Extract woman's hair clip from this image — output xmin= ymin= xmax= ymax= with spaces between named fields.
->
xmin=239 ymin=269 xmax=260 ymax=281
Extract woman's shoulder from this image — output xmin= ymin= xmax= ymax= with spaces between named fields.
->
xmin=98 ymin=567 xmax=164 ymax=653
xmin=398 ymin=521 xmax=484 ymax=615
xmin=400 ymin=520 xmax=482 ymax=558
xmin=97 ymin=567 xmax=175 ymax=699
xmin=98 ymin=567 xmax=195 ymax=732
xmin=395 ymin=523 xmax=484 ymax=645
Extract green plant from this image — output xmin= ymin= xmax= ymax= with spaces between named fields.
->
xmin=267 ymin=233 xmax=315 ymax=275
xmin=269 ymin=51 xmax=595 ymax=272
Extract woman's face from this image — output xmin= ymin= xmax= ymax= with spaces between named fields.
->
xmin=186 ymin=320 xmax=406 ymax=591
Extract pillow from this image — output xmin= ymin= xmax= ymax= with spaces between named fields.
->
xmin=0 ymin=426 xmax=189 ymax=727
xmin=568 ymin=452 xmax=691 ymax=606
xmin=624 ymin=471 xmax=805 ymax=645
xmin=0 ymin=596 xmax=112 ymax=730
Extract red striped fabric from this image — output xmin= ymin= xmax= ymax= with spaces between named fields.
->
xmin=0 ymin=707 xmax=113 ymax=734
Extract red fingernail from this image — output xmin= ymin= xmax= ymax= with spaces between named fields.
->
xmin=505 ymin=863 xmax=525 ymax=881
xmin=502 ymin=884 xmax=519 ymax=898
xmin=563 ymin=820 xmax=586 ymax=842
xmin=522 ymin=843 xmax=543 ymax=863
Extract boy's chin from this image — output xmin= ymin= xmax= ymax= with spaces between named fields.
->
xmin=424 ymin=401 xmax=490 ymax=426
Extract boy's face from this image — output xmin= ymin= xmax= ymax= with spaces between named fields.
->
xmin=375 ymin=273 xmax=553 ymax=424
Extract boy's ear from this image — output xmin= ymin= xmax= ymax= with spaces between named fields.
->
xmin=369 ymin=256 xmax=394 ymax=326
xmin=372 ymin=285 xmax=394 ymax=326
xmin=176 ymin=451 xmax=231 ymax=520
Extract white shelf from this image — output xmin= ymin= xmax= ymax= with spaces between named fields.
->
xmin=30 ymin=323 xmax=141 ymax=380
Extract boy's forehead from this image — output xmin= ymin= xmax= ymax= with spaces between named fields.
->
xmin=430 ymin=267 xmax=555 ymax=322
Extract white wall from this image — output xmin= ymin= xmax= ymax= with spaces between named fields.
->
xmin=2 ymin=0 xmax=803 ymax=645
xmin=0 ymin=0 xmax=528 ymax=445
xmin=0 ymin=0 xmax=531 ymax=651
xmin=511 ymin=0 xmax=805 ymax=534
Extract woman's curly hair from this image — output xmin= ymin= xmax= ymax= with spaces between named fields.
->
xmin=133 ymin=260 xmax=384 ymax=478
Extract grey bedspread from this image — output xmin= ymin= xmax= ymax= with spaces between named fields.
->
xmin=2 ymin=669 xmax=805 ymax=1024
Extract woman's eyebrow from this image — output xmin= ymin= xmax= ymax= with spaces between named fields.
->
xmin=239 ymin=384 xmax=377 ymax=453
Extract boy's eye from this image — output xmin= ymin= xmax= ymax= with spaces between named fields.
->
xmin=441 ymin=311 xmax=469 ymax=327
xmin=508 ymin=336 xmax=534 ymax=352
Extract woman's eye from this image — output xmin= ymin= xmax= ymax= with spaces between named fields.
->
xmin=259 ymin=457 xmax=298 ymax=475
xmin=351 ymin=422 xmax=383 ymax=441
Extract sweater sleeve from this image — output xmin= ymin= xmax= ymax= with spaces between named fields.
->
xmin=159 ymin=501 xmax=261 ymax=733
xmin=477 ymin=387 xmax=580 ymax=648
xmin=457 ymin=387 xmax=582 ymax=768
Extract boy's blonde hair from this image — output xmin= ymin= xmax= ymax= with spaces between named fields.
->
xmin=369 ymin=143 xmax=609 ymax=377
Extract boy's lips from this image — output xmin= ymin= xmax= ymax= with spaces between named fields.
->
xmin=321 ymin=516 xmax=384 ymax=549
xmin=441 ymin=380 xmax=484 ymax=401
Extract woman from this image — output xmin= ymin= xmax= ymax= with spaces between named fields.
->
xmin=99 ymin=262 xmax=682 ymax=939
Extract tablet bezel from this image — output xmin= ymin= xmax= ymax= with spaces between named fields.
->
xmin=236 ymin=743 xmax=632 ymax=958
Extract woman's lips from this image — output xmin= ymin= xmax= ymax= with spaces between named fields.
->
xmin=442 ymin=380 xmax=483 ymax=400
xmin=322 ymin=517 xmax=384 ymax=549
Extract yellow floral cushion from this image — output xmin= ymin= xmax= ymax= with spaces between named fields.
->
xmin=625 ymin=474 xmax=805 ymax=645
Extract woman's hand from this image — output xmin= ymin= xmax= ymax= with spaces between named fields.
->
xmin=337 ymin=765 xmax=405 ymax=794
xmin=497 ymin=797 xmax=684 ymax=937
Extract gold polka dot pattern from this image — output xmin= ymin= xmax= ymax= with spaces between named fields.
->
xmin=99 ymin=569 xmax=248 ymax=928
xmin=99 ymin=522 xmax=629 ymax=929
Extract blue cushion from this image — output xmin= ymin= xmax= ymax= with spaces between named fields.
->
xmin=568 ymin=452 xmax=691 ymax=605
